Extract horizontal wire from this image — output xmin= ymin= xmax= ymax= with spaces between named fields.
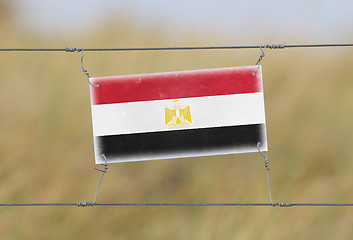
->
xmin=1 ymin=202 xmax=353 ymax=207
xmin=0 ymin=43 xmax=353 ymax=52
xmin=0 ymin=203 xmax=78 ymax=206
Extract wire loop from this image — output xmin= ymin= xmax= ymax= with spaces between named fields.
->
xmin=257 ymin=142 xmax=274 ymax=206
xmin=80 ymin=49 xmax=99 ymax=87
xmin=92 ymin=154 xmax=108 ymax=206
xmin=252 ymin=46 xmax=267 ymax=75
xmin=252 ymin=43 xmax=285 ymax=75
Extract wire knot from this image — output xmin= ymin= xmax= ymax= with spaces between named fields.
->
xmin=95 ymin=162 xmax=108 ymax=173
xmin=65 ymin=47 xmax=82 ymax=52
xmin=256 ymin=50 xmax=265 ymax=65
xmin=267 ymin=44 xmax=286 ymax=49
xmin=274 ymin=202 xmax=293 ymax=207
xmin=264 ymin=159 xmax=269 ymax=169
xmin=95 ymin=154 xmax=108 ymax=173
xmin=76 ymin=202 xmax=93 ymax=207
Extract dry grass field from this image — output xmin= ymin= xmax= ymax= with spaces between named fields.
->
xmin=1 ymin=5 xmax=353 ymax=239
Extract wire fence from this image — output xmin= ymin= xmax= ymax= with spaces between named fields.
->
xmin=1 ymin=42 xmax=353 ymax=207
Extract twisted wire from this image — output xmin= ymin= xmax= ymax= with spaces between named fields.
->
xmin=92 ymin=155 xmax=108 ymax=206
xmin=257 ymin=142 xmax=273 ymax=205
xmin=80 ymin=49 xmax=99 ymax=87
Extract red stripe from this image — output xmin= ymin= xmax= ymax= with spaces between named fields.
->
xmin=90 ymin=66 xmax=262 ymax=105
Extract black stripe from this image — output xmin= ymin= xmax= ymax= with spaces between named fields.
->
xmin=95 ymin=124 xmax=266 ymax=161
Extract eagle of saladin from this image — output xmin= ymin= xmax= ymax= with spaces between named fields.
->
xmin=165 ymin=100 xmax=192 ymax=129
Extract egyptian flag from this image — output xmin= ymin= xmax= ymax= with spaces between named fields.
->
xmin=90 ymin=66 xmax=267 ymax=164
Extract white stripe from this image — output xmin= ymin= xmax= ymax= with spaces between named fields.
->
xmin=91 ymin=93 xmax=266 ymax=137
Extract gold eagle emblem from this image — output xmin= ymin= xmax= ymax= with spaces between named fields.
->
xmin=165 ymin=100 xmax=192 ymax=129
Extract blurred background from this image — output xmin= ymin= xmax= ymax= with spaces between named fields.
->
xmin=1 ymin=0 xmax=353 ymax=239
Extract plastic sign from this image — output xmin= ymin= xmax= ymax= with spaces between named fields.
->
xmin=90 ymin=66 xmax=267 ymax=164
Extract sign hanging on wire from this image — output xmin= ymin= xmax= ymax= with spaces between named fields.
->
xmin=89 ymin=65 xmax=267 ymax=164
